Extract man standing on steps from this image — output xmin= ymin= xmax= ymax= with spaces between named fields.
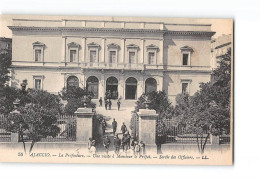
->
xmin=112 ymin=118 xmax=117 ymax=135
xmin=103 ymin=135 xmax=111 ymax=154
xmin=117 ymin=99 xmax=121 ymax=111
xmin=108 ymin=99 xmax=112 ymax=110
xmin=101 ymin=119 xmax=107 ymax=135
xmin=99 ymin=97 xmax=103 ymax=107
xmin=105 ymin=99 xmax=108 ymax=110
xmin=121 ymin=122 xmax=127 ymax=134
xmin=114 ymin=134 xmax=121 ymax=155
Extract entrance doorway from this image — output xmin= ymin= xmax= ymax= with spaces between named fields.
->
xmin=86 ymin=76 xmax=99 ymax=99
xmin=125 ymin=77 xmax=137 ymax=100
xmin=106 ymin=76 xmax=118 ymax=99
xmin=145 ymin=77 xmax=157 ymax=94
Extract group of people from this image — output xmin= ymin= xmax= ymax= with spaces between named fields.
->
xmin=103 ymin=133 xmax=146 ymax=156
xmin=98 ymin=97 xmax=121 ymax=111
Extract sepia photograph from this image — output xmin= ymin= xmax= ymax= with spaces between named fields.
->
xmin=0 ymin=14 xmax=233 ymax=165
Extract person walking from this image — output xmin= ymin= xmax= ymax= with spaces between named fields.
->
xmin=105 ymin=99 xmax=108 ymax=110
xmin=89 ymin=140 xmax=96 ymax=154
xmin=140 ymin=141 xmax=146 ymax=155
xmin=112 ymin=118 xmax=117 ymax=135
xmin=99 ymin=97 xmax=103 ymax=107
xmin=121 ymin=122 xmax=127 ymax=134
xmin=134 ymin=141 xmax=141 ymax=157
xmin=114 ymin=134 xmax=121 ymax=155
xmin=103 ymin=135 xmax=111 ymax=154
xmin=87 ymin=137 xmax=93 ymax=152
xmin=117 ymin=99 xmax=121 ymax=111
xmin=125 ymin=131 xmax=131 ymax=151
xmin=101 ymin=119 xmax=107 ymax=135
xmin=108 ymin=99 xmax=112 ymax=110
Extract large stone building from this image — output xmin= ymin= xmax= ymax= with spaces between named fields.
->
xmin=8 ymin=18 xmax=215 ymax=104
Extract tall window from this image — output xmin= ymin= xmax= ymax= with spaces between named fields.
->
xmin=90 ymin=50 xmax=97 ymax=63
xmin=109 ymin=51 xmax=116 ymax=63
xmin=70 ymin=50 xmax=77 ymax=62
xmin=183 ymin=53 xmax=189 ymax=66
xmin=148 ymin=52 xmax=155 ymax=64
xmin=35 ymin=49 xmax=42 ymax=62
xmin=129 ymin=52 xmax=135 ymax=64
xmin=67 ymin=76 xmax=79 ymax=88
xmin=35 ymin=79 xmax=42 ymax=89
xmin=182 ymin=83 xmax=188 ymax=94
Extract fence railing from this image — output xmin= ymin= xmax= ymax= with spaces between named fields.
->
xmin=0 ymin=115 xmax=11 ymax=142
xmin=219 ymin=134 xmax=230 ymax=144
xmin=0 ymin=114 xmax=77 ymax=142
xmin=157 ymin=119 xmax=230 ymax=144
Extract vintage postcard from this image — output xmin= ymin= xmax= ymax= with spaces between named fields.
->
xmin=0 ymin=15 xmax=233 ymax=165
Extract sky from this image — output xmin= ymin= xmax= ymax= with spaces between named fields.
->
xmin=0 ymin=14 xmax=233 ymax=39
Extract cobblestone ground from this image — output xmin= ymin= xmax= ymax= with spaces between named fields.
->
xmin=94 ymin=99 xmax=136 ymax=155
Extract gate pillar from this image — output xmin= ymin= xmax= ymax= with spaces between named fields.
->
xmin=75 ymin=107 xmax=94 ymax=142
xmin=137 ymin=109 xmax=158 ymax=154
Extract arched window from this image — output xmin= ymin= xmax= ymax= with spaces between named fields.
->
xmin=125 ymin=77 xmax=137 ymax=100
xmin=106 ymin=76 xmax=118 ymax=99
xmin=145 ymin=77 xmax=157 ymax=93
xmin=86 ymin=76 xmax=99 ymax=99
xmin=67 ymin=76 xmax=79 ymax=88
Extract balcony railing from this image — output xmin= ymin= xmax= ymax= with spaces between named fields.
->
xmin=11 ymin=61 xmax=211 ymax=71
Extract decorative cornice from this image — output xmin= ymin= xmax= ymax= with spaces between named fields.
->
xmin=32 ymin=41 xmax=45 ymax=47
xmin=67 ymin=42 xmax=80 ymax=48
xmin=8 ymin=26 xmax=215 ymax=37
xmin=180 ymin=45 xmax=194 ymax=52
xmin=107 ymin=43 xmax=120 ymax=49
xmin=146 ymin=44 xmax=159 ymax=51
xmin=87 ymin=42 xmax=100 ymax=49
xmin=126 ymin=44 xmax=139 ymax=49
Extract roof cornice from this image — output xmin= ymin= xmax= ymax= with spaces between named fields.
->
xmin=8 ymin=26 xmax=215 ymax=37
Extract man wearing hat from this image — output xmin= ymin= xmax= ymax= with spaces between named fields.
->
xmin=103 ymin=135 xmax=111 ymax=154
xmin=114 ymin=134 xmax=121 ymax=155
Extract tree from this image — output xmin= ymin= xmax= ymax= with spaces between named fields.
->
xmin=0 ymin=52 xmax=12 ymax=88
xmin=60 ymin=86 xmax=96 ymax=115
xmin=175 ymin=48 xmax=231 ymax=154
xmin=5 ymin=103 xmax=60 ymax=154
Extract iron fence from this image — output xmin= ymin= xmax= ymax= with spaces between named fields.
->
xmin=219 ymin=134 xmax=230 ymax=144
xmin=0 ymin=115 xmax=11 ymax=142
xmin=158 ymin=119 xmax=211 ymax=144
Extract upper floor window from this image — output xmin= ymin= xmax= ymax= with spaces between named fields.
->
xmin=180 ymin=46 xmax=193 ymax=66
xmin=148 ymin=52 xmax=155 ymax=64
xmin=126 ymin=44 xmax=139 ymax=64
xmin=70 ymin=50 xmax=77 ymax=62
xmin=32 ymin=41 xmax=45 ymax=62
xmin=87 ymin=42 xmax=100 ymax=64
xmin=109 ymin=51 xmax=116 ymax=63
xmin=67 ymin=42 xmax=80 ymax=63
xmin=146 ymin=44 xmax=159 ymax=65
xmin=107 ymin=43 xmax=120 ymax=64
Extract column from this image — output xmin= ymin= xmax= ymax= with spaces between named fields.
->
xmin=81 ymin=37 xmax=86 ymax=63
xmin=101 ymin=38 xmax=106 ymax=64
xmin=137 ymin=108 xmax=158 ymax=153
xmin=75 ymin=107 xmax=94 ymax=142
xmin=121 ymin=38 xmax=125 ymax=64
xmin=140 ymin=39 xmax=145 ymax=64
xmin=61 ymin=37 xmax=67 ymax=64
xmin=157 ymin=76 xmax=163 ymax=91
xmin=159 ymin=39 xmax=164 ymax=65
xmin=210 ymin=135 xmax=220 ymax=145
xmin=118 ymin=75 xmax=124 ymax=99
xmin=137 ymin=75 xmax=144 ymax=97
xmin=99 ymin=74 xmax=105 ymax=98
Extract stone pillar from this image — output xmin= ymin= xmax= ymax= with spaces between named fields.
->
xmin=75 ymin=108 xmax=94 ymax=142
xmin=140 ymin=39 xmax=145 ymax=64
xmin=118 ymin=75 xmax=124 ymax=99
xmin=11 ymin=133 xmax=19 ymax=143
xmin=137 ymin=109 xmax=158 ymax=153
xmin=137 ymin=75 xmax=144 ymax=98
xmin=81 ymin=37 xmax=86 ymax=63
xmin=101 ymin=38 xmax=106 ymax=64
xmin=61 ymin=37 xmax=67 ymax=64
xmin=210 ymin=135 xmax=220 ymax=145
xmin=99 ymin=74 xmax=105 ymax=99
xmin=159 ymin=39 xmax=164 ymax=65
xmin=121 ymin=38 xmax=125 ymax=64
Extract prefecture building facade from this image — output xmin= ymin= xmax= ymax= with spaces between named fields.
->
xmin=9 ymin=18 xmax=215 ymax=104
